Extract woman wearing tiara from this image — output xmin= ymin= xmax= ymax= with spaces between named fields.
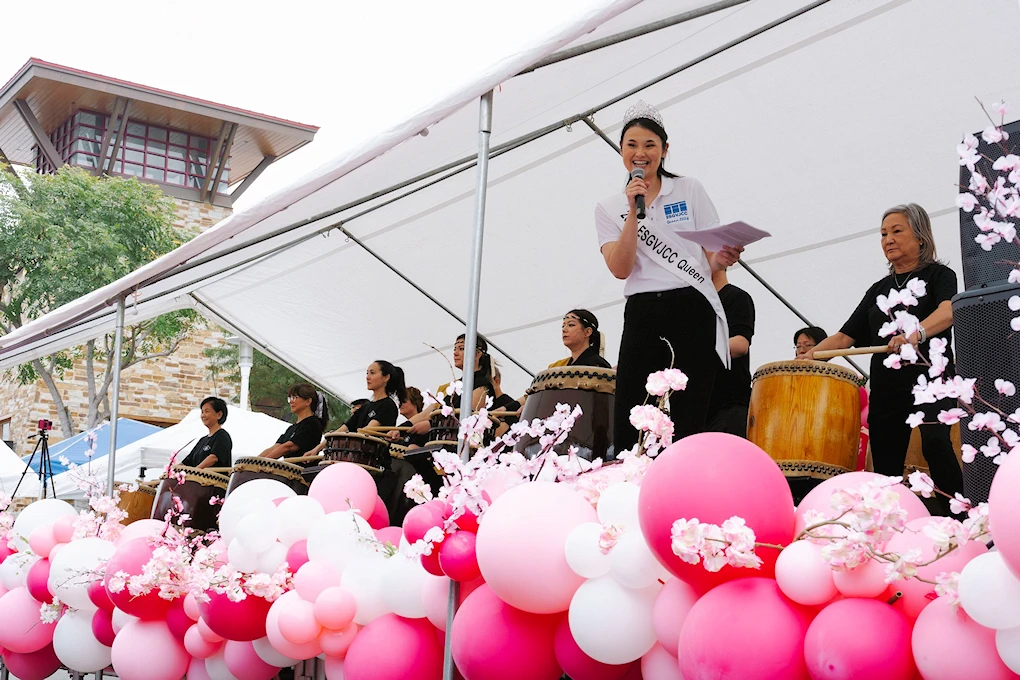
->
xmin=259 ymin=383 xmax=329 ymax=459
xmin=595 ymin=100 xmax=743 ymax=452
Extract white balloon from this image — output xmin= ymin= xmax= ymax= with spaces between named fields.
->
xmin=253 ymin=635 xmax=299 ymax=668
xmin=49 ymin=537 xmax=115 ymax=610
xmin=223 ymin=479 xmax=296 ymax=510
xmin=53 ymin=609 xmax=112 ymax=672
xmin=610 ymin=531 xmax=664 ymax=590
xmin=227 ymin=539 xmax=260 ymax=573
xmin=257 ymin=542 xmax=289 ymax=575
xmin=959 ymin=551 xmax=1020 ymax=630
xmin=341 ymin=553 xmax=390 ymax=625
xmin=236 ymin=510 xmax=280 ymax=555
xmin=218 ymin=496 xmax=276 ymax=545
xmin=10 ymin=499 xmax=77 ymax=552
xmin=596 ymin=482 xmax=641 ymax=530
xmin=564 ymin=522 xmax=612 ymax=579
xmin=380 ymin=553 xmax=428 ymax=619
xmin=996 ymin=626 xmax=1020 ymax=674
xmin=0 ymin=551 xmax=38 ymax=590
xmin=306 ymin=511 xmax=375 ymax=574
xmin=568 ymin=575 xmax=660 ymax=665
xmin=276 ymin=496 xmax=326 ymax=547
xmin=112 ymin=607 xmax=139 ymax=634
xmin=205 ymin=648 xmax=240 ymax=680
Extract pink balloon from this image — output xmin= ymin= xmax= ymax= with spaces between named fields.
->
xmin=0 ymin=587 xmax=56 ymax=653
xmin=912 ymin=596 xmax=1018 ymax=679
xmin=308 ymin=462 xmax=377 ymax=515
xmin=325 ymin=656 xmax=346 ymax=680
xmin=639 ymin=434 xmax=794 ymax=593
xmin=286 ymin=539 xmax=310 ymax=572
xmin=451 ymin=584 xmax=561 ymax=680
xmin=183 ymin=592 xmax=201 ymax=621
xmin=278 ymin=597 xmax=322 ymax=645
xmin=88 ymin=578 xmax=115 ymax=612
xmin=26 ymin=558 xmax=51 ymax=604
xmin=439 ymin=530 xmax=481 ymax=582
xmin=678 ymin=577 xmax=812 ymax=680
xmin=185 ymin=623 xmax=221 ymax=659
xmin=265 ymin=591 xmax=323 ymax=660
xmin=989 ymin=446 xmax=1020 ymax=579
xmin=368 ymin=495 xmax=390 ymax=530
xmin=104 ymin=538 xmax=171 ymax=620
xmin=421 ymin=547 xmax=446 ymax=577
xmin=295 ymin=561 xmax=342 ymax=602
xmin=476 ymin=481 xmax=596 ymax=614
xmin=314 ymin=586 xmax=358 ymax=630
xmin=794 ymin=471 xmax=929 ymax=536
xmin=479 ymin=468 xmax=520 ymax=502
xmin=199 ymin=588 xmax=273 ymax=642
xmin=52 ymin=515 xmax=76 ymax=544
xmin=197 ymin=616 xmax=224 ymax=643
xmin=642 ymin=642 xmax=683 ymax=680
xmin=403 ymin=501 xmax=446 ymax=544
xmin=344 ymin=614 xmax=443 ymax=680
xmin=775 ymin=541 xmax=838 ymax=606
xmin=117 ymin=519 xmax=165 ymax=545
xmin=832 ymin=559 xmax=890 ymax=599
xmin=224 ymin=639 xmax=280 ymax=680
xmin=166 ymin=597 xmax=192 ymax=642
xmin=375 ymin=526 xmax=404 ymax=546
xmin=2 ymin=643 xmax=61 ymax=680
xmin=28 ymin=525 xmax=56 ymax=559
xmin=319 ymin=624 xmax=360 ymax=658
xmin=0 ymin=540 xmax=13 ymax=564
xmin=422 ymin=575 xmax=483 ymax=631
xmin=111 ymin=619 xmax=190 ymax=680
xmin=651 ymin=578 xmax=699 ymax=657
xmin=92 ymin=608 xmax=116 ymax=647
xmin=887 ymin=517 xmax=988 ymax=620
xmin=804 ymin=598 xmax=915 ymax=680
xmin=554 ymin=614 xmax=634 ymax=680
xmin=187 ymin=655 xmax=213 ymax=680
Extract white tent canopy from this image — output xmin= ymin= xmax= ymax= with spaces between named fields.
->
xmin=2 ymin=0 xmax=1019 ymax=402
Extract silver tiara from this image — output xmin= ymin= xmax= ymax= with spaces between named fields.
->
xmin=622 ymin=100 xmax=663 ymax=128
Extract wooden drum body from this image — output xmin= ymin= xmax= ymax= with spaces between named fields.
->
xmin=427 ymin=413 xmax=460 ymax=443
xmin=151 ymin=465 xmax=229 ymax=532
xmin=227 ymin=457 xmax=309 ymax=496
xmin=323 ymin=432 xmax=390 ymax=475
xmin=748 ymin=360 xmax=862 ymax=479
xmin=118 ymin=483 xmax=156 ymax=525
xmin=514 ymin=367 xmax=615 ymax=462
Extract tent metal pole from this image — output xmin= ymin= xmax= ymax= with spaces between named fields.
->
xmin=444 ymin=90 xmax=494 ymax=680
xmin=106 ymin=297 xmax=126 ymax=496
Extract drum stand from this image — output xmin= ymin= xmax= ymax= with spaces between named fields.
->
xmin=12 ymin=427 xmax=57 ymax=500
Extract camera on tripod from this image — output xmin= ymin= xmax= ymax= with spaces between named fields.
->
xmin=37 ymin=419 xmax=53 ymax=432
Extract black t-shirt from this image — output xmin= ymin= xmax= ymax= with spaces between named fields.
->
xmin=344 ymin=396 xmax=399 ymax=431
xmin=276 ymin=417 xmax=324 ymax=455
xmin=839 ymin=262 xmax=957 ymax=406
xmin=182 ymin=429 xmax=232 ymax=468
xmin=491 ymin=393 xmax=522 ymax=426
xmin=397 ymin=417 xmax=431 ymax=448
xmin=708 ymin=284 xmax=755 ymax=413
xmin=569 ymin=346 xmax=612 ymax=369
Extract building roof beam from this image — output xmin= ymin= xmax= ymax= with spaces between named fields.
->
xmin=12 ymin=99 xmax=62 ymax=171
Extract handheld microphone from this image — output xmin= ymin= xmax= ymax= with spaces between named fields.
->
xmin=630 ymin=167 xmax=646 ymax=220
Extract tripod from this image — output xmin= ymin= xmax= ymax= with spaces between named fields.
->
xmin=13 ymin=427 xmax=57 ymax=500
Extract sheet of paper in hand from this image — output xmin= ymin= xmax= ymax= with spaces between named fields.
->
xmin=674 ymin=221 xmax=771 ymax=251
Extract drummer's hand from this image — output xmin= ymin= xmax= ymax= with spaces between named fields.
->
xmin=710 ymin=245 xmax=744 ymax=272
xmin=796 ymin=348 xmax=816 ymax=361
xmin=385 ymin=430 xmax=400 ymax=441
xmin=409 ymin=421 xmax=430 ymax=436
xmin=888 ymin=334 xmax=913 ymax=353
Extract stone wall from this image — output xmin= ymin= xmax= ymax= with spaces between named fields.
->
xmin=0 ymin=198 xmax=236 ymax=454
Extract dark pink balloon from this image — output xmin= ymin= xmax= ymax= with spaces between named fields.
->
xmin=368 ymin=495 xmax=390 ymax=530
xmin=104 ymin=538 xmax=171 ymax=620
xmin=2 ymin=643 xmax=61 ymax=680
xmin=0 ymin=540 xmax=14 ymax=564
xmin=375 ymin=526 xmax=404 ymax=547
xmin=285 ymin=539 xmax=309 ymax=572
xmin=420 ymin=547 xmax=445 ymax=577
xmin=804 ymin=598 xmax=915 ymax=680
xmin=0 ymin=587 xmax=56 ymax=653
xmin=224 ymin=639 xmax=279 ymax=680
xmin=438 ymin=531 xmax=481 ymax=582
xmin=25 ymin=558 xmax=51 ymax=604
xmin=451 ymin=584 xmax=561 ymax=680
xmin=639 ymin=433 xmax=794 ymax=593
xmin=554 ymin=615 xmax=634 ymax=680
xmin=88 ymin=578 xmax=115 ymax=612
xmin=92 ymin=608 xmax=116 ymax=647
xmin=403 ymin=502 xmax=446 ymax=544
xmin=199 ymin=589 xmax=272 ymax=642
xmin=166 ymin=597 xmax=192 ymax=642
xmin=345 ymin=614 xmax=443 ymax=680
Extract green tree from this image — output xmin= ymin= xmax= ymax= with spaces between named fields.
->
xmin=0 ymin=167 xmax=198 ymax=436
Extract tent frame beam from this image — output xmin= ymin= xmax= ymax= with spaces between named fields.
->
xmin=106 ymin=297 xmax=125 ymax=495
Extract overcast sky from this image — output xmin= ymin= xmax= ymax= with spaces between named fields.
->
xmin=1 ymin=0 xmax=608 ymax=211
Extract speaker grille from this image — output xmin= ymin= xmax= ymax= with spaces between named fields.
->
xmin=959 ymin=120 xmax=1020 ymax=290
xmin=952 ymin=282 xmax=1020 ymax=503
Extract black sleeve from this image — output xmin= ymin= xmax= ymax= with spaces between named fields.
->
xmin=287 ymin=418 xmax=323 ymax=455
xmin=839 ymin=287 xmax=875 ymax=346
xmin=725 ymin=289 xmax=755 ymax=342
xmin=207 ymin=430 xmax=232 ymax=467
xmin=373 ymin=399 xmax=399 ymax=428
xmin=930 ymin=264 xmax=958 ymax=306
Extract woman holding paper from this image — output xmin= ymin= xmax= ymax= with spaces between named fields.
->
xmin=595 ymin=101 xmax=743 ymax=453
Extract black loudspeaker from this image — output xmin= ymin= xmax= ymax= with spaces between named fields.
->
xmin=959 ymin=119 xmax=1020 ymax=290
xmin=952 ymin=282 xmax=1020 ymax=503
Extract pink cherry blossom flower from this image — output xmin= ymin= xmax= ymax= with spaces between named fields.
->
xmin=996 ymin=379 xmax=1017 ymax=397
xmin=956 ymin=193 xmax=978 ymax=212
xmin=992 ymin=154 xmax=1020 ymax=172
xmin=970 ymin=412 xmax=1006 ymax=433
xmin=935 ymin=571 xmax=961 ymax=606
xmin=1009 ymin=296 xmax=1020 ymax=312
xmin=937 ymin=408 xmax=967 ymax=425
xmin=949 ymin=493 xmax=972 ymax=516
xmin=899 ymin=344 xmax=919 ymax=364
xmin=992 ymin=100 xmax=1009 ymax=118
xmin=958 ymin=135 xmax=980 ymax=171
xmin=976 ymin=232 xmax=1002 ymax=251
xmin=598 ymin=523 xmax=624 ymax=555
xmin=905 ymin=412 xmax=925 ymax=428
xmin=1010 ymin=269 xmax=1020 ymax=284
xmin=908 ymin=471 xmax=935 ymax=498
xmin=670 ymin=518 xmax=705 ymax=565
xmin=404 ymin=475 xmax=434 ymax=504
xmin=961 ymin=444 xmax=978 ymax=464
xmin=970 ymin=172 xmax=990 ymax=195
xmin=885 ymin=548 xmax=923 ymax=583
xmin=980 ymin=437 xmax=1002 ymax=460
xmin=884 ymin=354 xmax=903 ymax=370
xmin=983 ymin=125 xmax=1008 ymax=144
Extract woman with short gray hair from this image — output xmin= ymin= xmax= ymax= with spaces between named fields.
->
xmin=799 ymin=203 xmax=963 ymax=515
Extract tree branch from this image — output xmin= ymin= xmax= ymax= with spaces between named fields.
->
xmin=32 ymin=357 xmax=74 ymax=437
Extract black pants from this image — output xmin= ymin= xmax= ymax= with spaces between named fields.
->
xmin=706 ymin=404 xmax=748 ymax=438
xmin=376 ymin=459 xmax=418 ymax=527
xmin=869 ymin=394 xmax=963 ymax=516
xmin=614 ymin=288 xmax=720 ymax=453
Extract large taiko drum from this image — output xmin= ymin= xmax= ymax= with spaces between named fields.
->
xmin=118 ymin=483 xmax=157 ymax=525
xmin=748 ymin=360 xmax=863 ymax=479
xmin=151 ymin=465 xmax=229 ymax=532
xmin=427 ymin=412 xmax=460 ymax=443
xmin=322 ymin=432 xmax=390 ymax=475
xmin=226 ymin=457 xmax=309 ymax=496
xmin=514 ymin=366 xmax=616 ymax=462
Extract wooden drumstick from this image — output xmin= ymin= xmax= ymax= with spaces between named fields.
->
xmin=361 ymin=425 xmax=414 ymax=432
xmin=283 ymin=455 xmax=325 ymax=464
xmin=487 ymin=409 xmax=522 ymax=418
xmin=813 ymin=345 xmax=889 ymax=359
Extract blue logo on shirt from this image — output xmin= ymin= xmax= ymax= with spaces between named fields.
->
xmin=664 ymin=201 xmax=689 ymax=224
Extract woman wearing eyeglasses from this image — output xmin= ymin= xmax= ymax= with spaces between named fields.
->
xmin=259 ymin=383 xmax=329 ymax=459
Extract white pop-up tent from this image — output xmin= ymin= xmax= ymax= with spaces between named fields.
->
xmin=1 ymin=0 xmax=1019 ymax=402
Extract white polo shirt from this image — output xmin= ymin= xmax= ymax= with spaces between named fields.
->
xmin=594 ymin=176 xmax=720 ymax=298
